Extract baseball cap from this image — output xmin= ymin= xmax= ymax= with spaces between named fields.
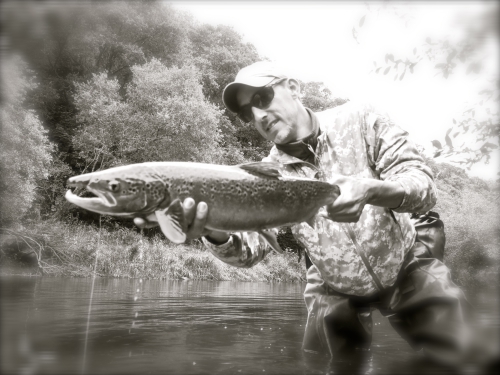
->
xmin=222 ymin=61 xmax=288 ymax=114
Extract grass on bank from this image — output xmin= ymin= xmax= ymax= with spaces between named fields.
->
xmin=0 ymin=219 xmax=306 ymax=282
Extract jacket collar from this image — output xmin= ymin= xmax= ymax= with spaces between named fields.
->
xmin=274 ymin=108 xmax=321 ymax=164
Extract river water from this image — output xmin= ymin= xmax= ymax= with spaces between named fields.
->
xmin=1 ymin=276 xmax=498 ymax=374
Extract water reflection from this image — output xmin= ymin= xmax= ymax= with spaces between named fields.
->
xmin=1 ymin=276 xmax=498 ymax=374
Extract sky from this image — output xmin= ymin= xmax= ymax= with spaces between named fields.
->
xmin=174 ymin=1 xmax=499 ymax=180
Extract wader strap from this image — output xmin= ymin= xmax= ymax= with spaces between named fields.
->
xmin=342 ymin=224 xmax=384 ymax=291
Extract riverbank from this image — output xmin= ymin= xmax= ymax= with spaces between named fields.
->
xmin=0 ymin=220 xmax=306 ymax=282
xmin=1 ymin=212 xmax=498 ymax=287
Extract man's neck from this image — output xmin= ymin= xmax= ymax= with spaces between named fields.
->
xmin=294 ymin=105 xmax=314 ymax=140
xmin=274 ymin=108 xmax=321 ymax=164
xmin=275 ymin=105 xmax=313 ymax=145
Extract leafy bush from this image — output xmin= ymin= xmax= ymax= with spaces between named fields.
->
xmin=429 ymin=159 xmax=499 ymax=286
xmin=0 ymin=56 xmax=54 ymax=225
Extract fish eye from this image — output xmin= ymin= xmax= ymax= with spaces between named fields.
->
xmin=108 ymin=181 xmax=120 ymax=192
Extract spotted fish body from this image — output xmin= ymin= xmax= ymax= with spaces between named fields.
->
xmin=65 ymin=161 xmax=340 ymax=251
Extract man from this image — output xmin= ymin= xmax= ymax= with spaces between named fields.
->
xmin=134 ymin=61 xmax=471 ymax=365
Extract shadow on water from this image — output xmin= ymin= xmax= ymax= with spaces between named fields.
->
xmin=1 ymin=276 xmax=498 ymax=374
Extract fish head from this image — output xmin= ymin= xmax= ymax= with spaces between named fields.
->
xmin=65 ymin=165 xmax=168 ymax=217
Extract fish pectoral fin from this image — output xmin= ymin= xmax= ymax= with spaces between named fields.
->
xmin=236 ymin=162 xmax=282 ymax=179
xmin=155 ymin=198 xmax=187 ymax=244
xmin=258 ymin=229 xmax=283 ymax=254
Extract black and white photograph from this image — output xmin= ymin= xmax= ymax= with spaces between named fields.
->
xmin=1 ymin=1 xmax=498 ymax=374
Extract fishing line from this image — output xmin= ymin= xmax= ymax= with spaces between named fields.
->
xmin=130 ymin=229 xmax=143 ymax=332
xmin=81 ymin=215 xmax=101 ymax=374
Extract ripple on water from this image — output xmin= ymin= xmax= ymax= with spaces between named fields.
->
xmin=1 ymin=277 xmax=498 ymax=375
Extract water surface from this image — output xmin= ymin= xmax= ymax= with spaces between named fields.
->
xmin=1 ymin=276 xmax=498 ymax=374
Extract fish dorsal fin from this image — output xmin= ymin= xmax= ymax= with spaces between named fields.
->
xmin=155 ymin=198 xmax=187 ymax=243
xmin=280 ymin=160 xmax=321 ymax=179
xmin=258 ymin=229 xmax=283 ymax=253
xmin=237 ymin=162 xmax=282 ymax=179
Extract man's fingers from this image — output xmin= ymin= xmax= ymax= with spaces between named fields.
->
xmin=183 ymin=197 xmax=197 ymax=226
xmin=186 ymin=202 xmax=208 ymax=239
xmin=133 ymin=218 xmax=145 ymax=228
xmin=133 ymin=217 xmax=159 ymax=229
xmin=134 ymin=199 xmax=209 ymax=239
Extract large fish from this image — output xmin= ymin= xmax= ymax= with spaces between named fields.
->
xmin=65 ymin=161 xmax=340 ymax=253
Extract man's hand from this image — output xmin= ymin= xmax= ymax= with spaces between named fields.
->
xmin=133 ymin=198 xmax=230 ymax=243
xmin=321 ymin=176 xmax=405 ymax=222
xmin=321 ymin=176 xmax=371 ymax=222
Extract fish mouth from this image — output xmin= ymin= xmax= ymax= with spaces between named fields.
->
xmin=64 ymin=188 xmax=122 ymax=216
xmin=65 ymin=189 xmax=105 ymax=212
xmin=65 ymin=188 xmax=117 ymax=211
xmin=66 ymin=174 xmax=117 ymax=207
xmin=67 ymin=176 xmax=89 ymax=189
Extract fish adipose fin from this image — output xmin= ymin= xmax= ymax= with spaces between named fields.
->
xmin=237 ymin=162 xmax=282 ymax=179
xmin=258 ymin=229 xmax=283 ymax=253
xmin=155 ymin=198 xmax=187 ymax=243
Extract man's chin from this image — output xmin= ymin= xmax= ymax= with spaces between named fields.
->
xmin=273 ymin=131 xmax=295 ymax=145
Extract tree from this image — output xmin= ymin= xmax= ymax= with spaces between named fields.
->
xmin=187 ymin=23 xmax=262 ymax=160
xmin=1 ymin=0 xmax=254 ymax=221
xmin=2 ymin=1 xmax=196 ymax=160
xmin=72 ymin=59 xmax=235 ymax=173
xmin=0 ymin=56 xmax=54 ymax=225
xmin=299 ymin=81 xmax=349 ymax=112
xmin=354 ymin=2 xmax=499 ymax=169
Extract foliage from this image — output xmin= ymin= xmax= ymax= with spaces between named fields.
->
xmin=428 ymin=159 xmax=499 ymax=286
xmin=354 ymin=2 xmax=499 ymax=169
xmin=125 ymin=61 xmax=226 ymax=163
xmin=299 ymin=81 xmax=349 ymax=112
xmin=35 ymin=156 xmax=74 ymax=219
xmin=188 ymin=23 xmax=261 ymax=108
xmin=0 ymin=56 xmax=54 ymax=225
xmin=187 ymin=23 xmax=262 ymax=152
xmin=73 ymin=60 xmax=229 ymax=173
xmin=1 ymin=1 xmax=256 ymax=216
xmin=431 ymin=96 xmax=499 ymax=169
xmin=187 ymin=23 xmax=268 ymax=161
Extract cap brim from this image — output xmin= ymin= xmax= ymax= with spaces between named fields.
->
xmin=222 ymin=76 xmax=276 ymax=114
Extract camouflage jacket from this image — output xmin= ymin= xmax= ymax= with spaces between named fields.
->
xmin=202 ymin=102 xmax=437 ymax=296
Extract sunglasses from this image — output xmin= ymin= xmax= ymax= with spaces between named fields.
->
xmin=237 ymin=78 xmax=286 ymax=123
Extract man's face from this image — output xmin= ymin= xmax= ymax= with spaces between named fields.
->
xmin=235 ymin=79 xmax=300 ymax=144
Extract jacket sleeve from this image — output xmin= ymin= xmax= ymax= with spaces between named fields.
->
xmin=362 ymin=106 xmax=437 ymax=213
xmin=201 ymin=231 xmax=274 ymax=268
